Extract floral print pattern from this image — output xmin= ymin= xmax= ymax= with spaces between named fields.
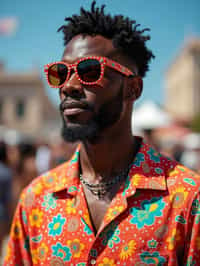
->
xmin=31 ymin=243 xmax=48 ymax=263
xmin=66 ymin=198 xmax=77 ymax=214
xmin=67 ymin=239 xmax=85 ymax=258
xmin=130 ymin=197 xmax=165 ymax=229
xmin=119 ymin=240 xmax=136 ymax=260
xmin=148 ymin=239 xmax=158 ymax=248
xmin=140 ymin=251 xmax=166 ymax=265
xmin=98 ymin=257 xmax=116 ymax=266
xmin=42 ymin=193 xmax=57 ymax=211
xmin=3 ymin=140 xmax=200 ymax=265
xmin=147 ymin=147 xmax=161 ymax=163
xmin=134 ymin=152 xmax=145 ymax=166
xmin=169 ymin=186 xmax=188 ymax=208
xmin=48 ymin=214 xmax=66 ymax=237
xmin=52 ymin=242 xmax=72 ymax=262
xmin=105 ymin=205 xmax=124 ymax=221
xmin=29 ymin=208 xmax=43 ymax=227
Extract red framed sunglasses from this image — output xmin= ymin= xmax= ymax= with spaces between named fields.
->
xmin=44 ymin=56 xmax=135 ymax=88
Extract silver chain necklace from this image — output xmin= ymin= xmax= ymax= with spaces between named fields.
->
xmin=79 ymin=163 xmax=132 ymax=199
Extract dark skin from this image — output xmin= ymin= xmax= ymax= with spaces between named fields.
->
xmin=59 ymin=34 xmax=142 ymax=233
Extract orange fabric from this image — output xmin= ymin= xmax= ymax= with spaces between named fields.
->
xmin=3 ymin=140 xmax=200 ymax=265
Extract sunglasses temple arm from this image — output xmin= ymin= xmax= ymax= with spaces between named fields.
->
xmin=106 ymin=59 xmax=134 ymax=77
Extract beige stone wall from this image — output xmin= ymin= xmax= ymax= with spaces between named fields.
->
xmin=0 ymin=85 xmax=42 ymax=135
xmin=193 ymin=52 xmax=200 ymax=114
xmin=165 ymin=39 xmax=200 ymax=121
xmin=0 ymin=70 xmax=60 ymax=138
xmin=165 ymin=52 xmax=194 ymax=120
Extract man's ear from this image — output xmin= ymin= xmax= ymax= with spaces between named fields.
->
xmin=124 ymin=76 xmax=143 ymax=101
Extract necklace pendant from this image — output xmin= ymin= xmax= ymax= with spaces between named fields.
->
xmin=80 ymin=165 xmax=131 ymax=200
xmin=97 ymin=190 xmax=102 ymax=199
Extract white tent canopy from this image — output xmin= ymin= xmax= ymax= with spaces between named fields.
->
xmin=132 ymin=101 xmax=172 ymax=132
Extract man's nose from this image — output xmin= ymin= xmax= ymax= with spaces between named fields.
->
xmin=60 ymin=72 xmax=84 ymax=98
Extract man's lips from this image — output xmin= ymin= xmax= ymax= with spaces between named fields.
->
xmin=61 ymin=101 xmax=92 ymax=116
xmin=63 ymin=107 xmax=86 ymax=116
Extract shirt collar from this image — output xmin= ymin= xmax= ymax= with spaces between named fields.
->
xmin=122 ymin=139 xmax=168 ymax=198
xmin=47 ymin=144 xmax=81 ymax=194
xmin=48 ymin=139 xmax=168 ymax=195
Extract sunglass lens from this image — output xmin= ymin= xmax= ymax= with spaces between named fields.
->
xmin=77 ymin=59 xmax=101 ymax=83
xmin=48 ymin=64 xmax=68 ymax=86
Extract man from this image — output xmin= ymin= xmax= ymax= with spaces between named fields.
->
xmin=4 ymin=2 xmax=200 ymax=265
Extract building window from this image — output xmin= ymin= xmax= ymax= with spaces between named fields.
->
xmin=16 ymin=99 xmax=25 ymax=118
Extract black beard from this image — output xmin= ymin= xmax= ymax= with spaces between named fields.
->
xmin=60 ymin=86 xmax=123 ymax=143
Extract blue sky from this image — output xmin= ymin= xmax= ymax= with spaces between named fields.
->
xmin=0 ymin=0 xmax=200 ymax=106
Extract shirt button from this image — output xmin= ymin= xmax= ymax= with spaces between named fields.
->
xmin=91 ymin=259 xmax=96 ymax=265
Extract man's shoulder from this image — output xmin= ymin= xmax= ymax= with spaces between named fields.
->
xmin=159 ymin=153 xmax=200 ymax=194
xmin=19 ymin=146 xmax=80 ymax=208
xmin=22 ymin=161 xmax=71 ymax=200
xmin=138 ymin=140 xmax=200 ymax=185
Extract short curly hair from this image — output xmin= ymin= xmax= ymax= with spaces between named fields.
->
xmin=58 ymin=1 xmax=155 ymax=77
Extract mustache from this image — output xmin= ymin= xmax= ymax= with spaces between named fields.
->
xmin=59 ymin=98 xmax=95 ymax=112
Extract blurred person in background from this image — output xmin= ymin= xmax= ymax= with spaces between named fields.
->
xmin=142 ymin=128 xmax=160 ymax=151
xmin=49 ymin=139 xmax=78 ymax=168
xmin=180 ymin=133 xmax=200 ymax=173
xmin=4 ymin=1 xmax=200 ymax=265
xmin=171 ymin=143 xmax=184 ymax=163
xmin=0 ymin=141 xmax=12 ymax=257
xmin=35 ymin=140 xmax=51 ymax=175
xmin=35 ymin=138 xmax=78 ymax=173
xmin=11 ymin=142 xmax=38 ymax=212
xmin=6 ymin=144 xmax=20 ymax=174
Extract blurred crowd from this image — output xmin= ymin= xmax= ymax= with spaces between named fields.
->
xmin=0 ymin=130 xmax=200 ymax=258
xmin=0 ymin=137 xmax=78 ymax=258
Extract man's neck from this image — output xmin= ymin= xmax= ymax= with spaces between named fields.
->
xmin=79 ymin=130 xmax=138 ymax=183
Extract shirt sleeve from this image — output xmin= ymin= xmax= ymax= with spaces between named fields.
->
xmin=3 ymin=191 xmax=31 ymax=265
xmin=184 ymin=190 xmax=200 ymax=265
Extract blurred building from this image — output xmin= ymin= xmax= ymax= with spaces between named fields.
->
xmin=0 ymin=62 xmax=60 ymax=138
xmin=165 ymin=38 xmax=200 ymax=121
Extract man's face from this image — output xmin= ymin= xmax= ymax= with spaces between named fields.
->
xmin=59 ymin=35 xmax=129 ymax=143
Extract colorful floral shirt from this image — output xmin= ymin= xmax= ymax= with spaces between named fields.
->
xmin=3 ymin=140 xmax=200 ymax=266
